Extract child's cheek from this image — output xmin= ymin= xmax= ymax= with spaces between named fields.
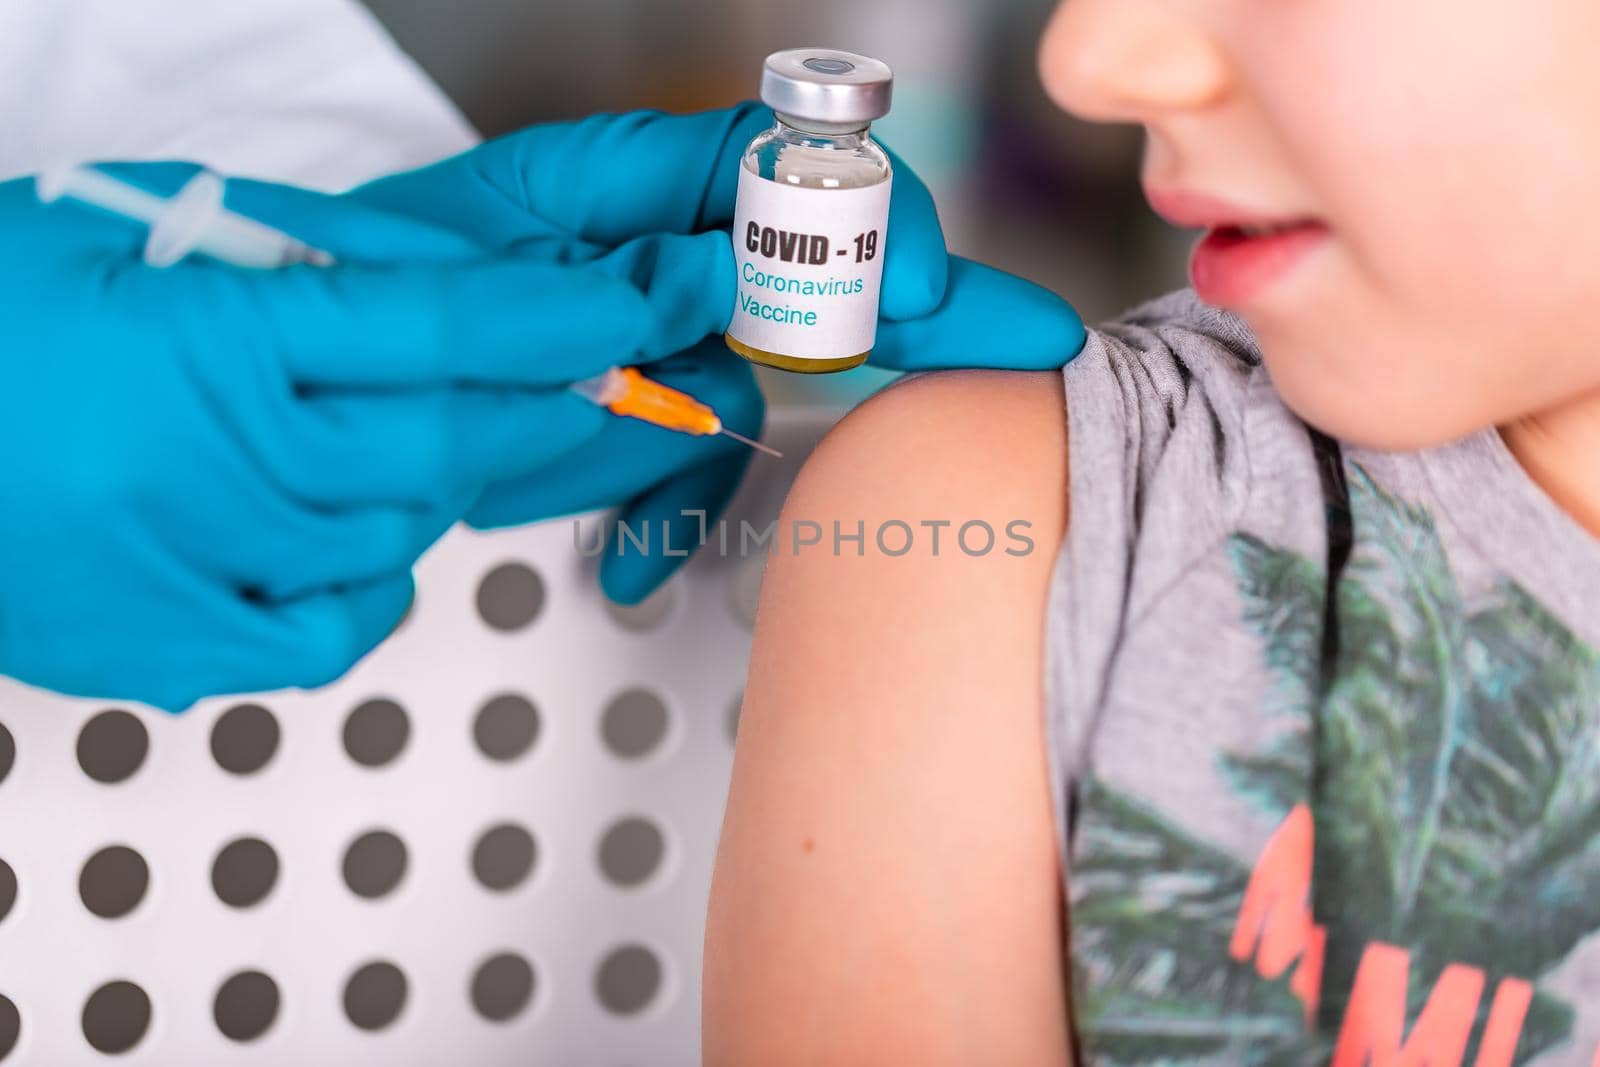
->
xmin=1232 ymin=2 xmax=1508 ymax=290
xmin=1226 ymin=0 xmax=1600 ymax=439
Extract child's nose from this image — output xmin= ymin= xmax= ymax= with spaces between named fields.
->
xmin=1040 ymin=0 xmax=1232 ymax=124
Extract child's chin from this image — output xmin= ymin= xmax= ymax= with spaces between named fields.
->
xmin=1273 ymin=375 xmax=1480 ymax=453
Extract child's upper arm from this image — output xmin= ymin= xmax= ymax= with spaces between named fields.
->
xmin=703 ymin=368 xmax=1074 ymax=1066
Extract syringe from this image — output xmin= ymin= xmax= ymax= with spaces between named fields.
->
xmin=38 ymin=165 xmax=333 ymax=269
xmin=570 ymin=366 xmax=780 ymax=457
xmin=35 ymin=164 xmax=780 ymax=457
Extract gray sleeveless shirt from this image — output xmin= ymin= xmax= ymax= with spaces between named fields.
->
xmin=1047 ymin=290 xmax=1600 ymax=1066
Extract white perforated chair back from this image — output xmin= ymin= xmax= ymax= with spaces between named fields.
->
xmin=0 ymin=409 xmax=833 ymax=1066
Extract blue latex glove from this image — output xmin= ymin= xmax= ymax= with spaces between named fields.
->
xmin=340 ymin=105 xmax=1088 ymax=602
xmin=0 ymin=162 xmax=752 ymax=712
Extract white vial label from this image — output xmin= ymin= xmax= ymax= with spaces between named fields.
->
xmin=727 ymin=166 xmax=892 ymax=362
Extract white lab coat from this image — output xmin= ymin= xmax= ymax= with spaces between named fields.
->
xmin=0 ymin=0 xmax=478 ymax=189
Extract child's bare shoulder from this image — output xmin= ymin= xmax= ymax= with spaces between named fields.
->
xmin=789 ymin=367 xmax=1069 ymax=532
xmin=705 ymin=369 xmax=1075 ymax=1064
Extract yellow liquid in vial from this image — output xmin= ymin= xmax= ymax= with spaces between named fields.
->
xmin=723 ymin=333 xmax=870 ymax=374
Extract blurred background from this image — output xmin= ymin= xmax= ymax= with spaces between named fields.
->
xmin=0 ymin=7 xmax=1197 ymax=1064
xmin=360 ymin=0 xmax=1193 ymax=403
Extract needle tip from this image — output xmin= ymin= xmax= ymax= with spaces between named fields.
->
xmin=720 ymin=427 xmax=784 ymax=459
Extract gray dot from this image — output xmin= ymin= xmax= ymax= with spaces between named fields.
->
xmin=729 ymin=558 xmax=764 ymax=630
xmin=473 ymin=694 xmax=540 ymax=762
xmin=601 ymin=689 xmax=669 ymax=760
xmin=82 ymin=980 xmax=151 ymax=1054
xmin=471 ymin=823 xmax=536 ymax=892
xmin=804 ymin=56 xmax=856 ymax=75
xmin=213 ymin=970 xmax=279 ymax=1043
xmin=595 ymin=945 xmax=662 ymax=1016
xmin=342 ymin=830 xmax=408 ymax=899
xmin=342 ymin=698 xmax=410 ymax=768
xmin=210 ymin=704 xmax=280 ymax=776
xmin=476 ymin=563 xmax=546 ymax=632
xmin=76 ymin=710 xmax=148 ymax=785
xmin=79 ymin=846 xmax=149 ymax=919
xmin=605 ymin=582 xmax=676 ymax=632
xmin=343 ymin=961 xmax=407 ymax=1031
xmin=0 ymin=992 xmax=17 ymax=1061
xmin=0 ymin=721 xmax=13 ymax=786
xmin=598 ymin=818 xmax=666 ymax=888
xmin=212 ymin=838 xmax=279 ymax=909
xmin=727 ymin=692 xmax=743 ymax=746
xmin=470 ymin=952 xmax=535 ymax=1023
xmin=0 ymin=859 xmax=14 ymax=925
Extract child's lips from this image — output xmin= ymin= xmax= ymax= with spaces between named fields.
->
xmin=1189 ymin=221 xmax=1330 ymax=308
xmin=1143 ymin=185 xmax=1330 ymax=307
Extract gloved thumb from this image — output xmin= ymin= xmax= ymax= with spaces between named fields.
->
xmin=871 ymin=257 xmax=1088 ymax=372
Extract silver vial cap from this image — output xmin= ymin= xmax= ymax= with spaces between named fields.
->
xmin=760 ymin=49 xmax=894 ymax=129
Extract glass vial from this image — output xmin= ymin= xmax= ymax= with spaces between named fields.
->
xmin=725 ymin=50 xmax=894 ymax=374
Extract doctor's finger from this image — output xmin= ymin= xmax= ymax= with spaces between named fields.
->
xmin=485 ymin=106 xmax=950 ymax=322
xmin=257 ymin=572 xmax=418 ymax=695
xmin=465 ymin=406 xmax=745 ymax=529
xmin=150 ymin=571 xmax=415 ymax=712
xmin=187 ymin=495 xmax=455 ymax=605
xmin=351 ymin=106 xmax=950 ymax=320
xmin=599 ymin=446 xmax=756 ymax=607
xmin=122 ymin=254 xmax=650 ymax=389
xmin=875 ymin=143 xmax=951 ymax=321
xmin=870 ymin=257 xmax=1088 ymax=372
xmin=351 ymin=105 xmax=770 ymax=251
xmin=285 ymin=388 xmax=608 ymax=508
xmin=224 ymin=177 xmax=489 ymax=264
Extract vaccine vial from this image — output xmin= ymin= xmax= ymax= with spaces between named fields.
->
xmin=725 ymin=49 xmax=894 ymax=374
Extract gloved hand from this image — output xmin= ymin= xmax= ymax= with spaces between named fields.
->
xmin=335 ymin=104 xmax=1088 ymax=601
xmin=0 ymin=162 xmax=749 ymax=711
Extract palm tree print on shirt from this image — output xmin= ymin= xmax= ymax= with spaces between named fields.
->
xmin=1070 ymin=464 xmax=1600 ymax=1066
